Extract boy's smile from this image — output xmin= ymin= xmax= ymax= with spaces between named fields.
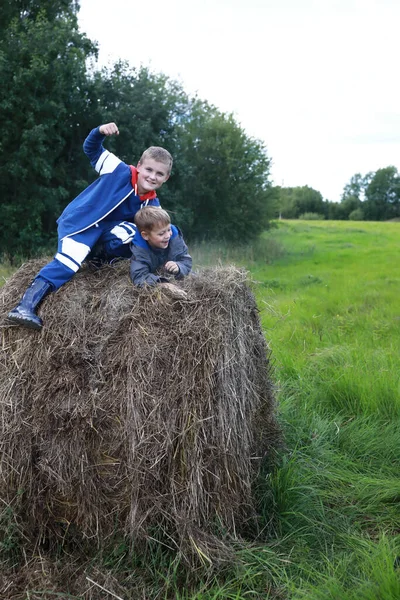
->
xmin=136 ymin=158 xmax=169 ymax=196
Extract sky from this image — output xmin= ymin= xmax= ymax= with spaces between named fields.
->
xmin=77 ymin=0 xmax=400 ymax=202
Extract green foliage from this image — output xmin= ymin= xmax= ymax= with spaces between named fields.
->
xmin=88 ymin=61 xmax=189 ymax=162
xmin=0 ymin=2 xmax=97 ymax=259
xmin=0 ymin=0 xmax=78 ymax=34
xmin=85 ymin=76 xmax=275 ymax=243
xmin=280 ymin=169 xmax=400 ymax=223
xmin=349 ymin=207 xmax=364 ymax=220
xmin=341 ymin=172 xmax=369 ymax=202
xmin=338 ymin=167 xmax=400 ymax=222
xmin=275 ymin=185 xmax=329 ymax=219
xmin=168 ymin=100 xmax=274 ymax=241
xmin=298 ymin=212 xmax=325 ymax=220
xmin=336 ymin=195 xmax=363 ymax=219
xmin=364 ymin=166 xmax=400 ymax=221
xmin=0 ymin=9 xmax=274 ymax=257
xmin=0 ymin=505 xmax=22 ymax=565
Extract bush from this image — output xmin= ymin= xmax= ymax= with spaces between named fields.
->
xmin=298 ymin=212 xmax=325 ymax=220
xmin=349 ymin=208 xmax=364 ymax=221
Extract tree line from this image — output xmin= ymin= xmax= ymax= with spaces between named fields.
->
xmin=0 ymin=0 xmax=274 ymax=260
xmin=1 ymin=2 xmax=397 ymax=261
xmin=273 ymin=166 xmax=400 ymax=221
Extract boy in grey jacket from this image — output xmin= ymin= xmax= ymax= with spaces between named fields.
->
xmin=130 ymin=207 xmax=192 ymax=292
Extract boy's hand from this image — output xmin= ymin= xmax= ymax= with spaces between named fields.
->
xmin=164 ymin=261 xmax=179 ymax=274
xmin=99 ymin=122 xmax=119 ymax=136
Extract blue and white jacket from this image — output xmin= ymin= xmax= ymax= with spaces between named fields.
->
xmin=57 ymin=127 xmax=160 ymax=239
xmin=130 ymin=225 xmax=192 ymax=287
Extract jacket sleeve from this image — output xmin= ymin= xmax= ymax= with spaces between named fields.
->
xmin=130 ymin=246 xmax=161 ymax=287
xmin=83 ymin=127 xmax=106 ymax=167
xmin=170 ymin=234 xmax=192 ymax=280
xmin=83 ymin=127 xmax=123 ymax=175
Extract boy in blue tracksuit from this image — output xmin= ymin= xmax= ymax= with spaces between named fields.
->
xmin=8 ymin=122 xmax=172 ymax=330
xmin=130 ymin=207 xmax=192 ymax=291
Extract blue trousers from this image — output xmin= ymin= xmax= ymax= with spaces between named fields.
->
xmin=37 ymin=220 xmax=136 ymax=290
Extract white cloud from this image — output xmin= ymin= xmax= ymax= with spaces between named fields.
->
xmin=78 ymin=0 xmax=400 ymax=201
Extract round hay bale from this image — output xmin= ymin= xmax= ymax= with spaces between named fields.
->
xmin=0 ymin=260 xmax=280 ymax=567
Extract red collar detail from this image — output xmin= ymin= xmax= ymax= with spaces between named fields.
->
xmin=130 ymin=166 xmax=157 ymax=202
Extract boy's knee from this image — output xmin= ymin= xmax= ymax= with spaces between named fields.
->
xmin=59 ymin=237 xmax=91 ymax=268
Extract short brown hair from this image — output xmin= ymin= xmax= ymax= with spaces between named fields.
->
xmin=139 ymin=146 xmax=173 ymax=174
xmin=134 ymin=207 xmax=171 ymax=232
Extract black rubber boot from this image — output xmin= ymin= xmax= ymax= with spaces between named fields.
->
xmin=7 ymin=278 xmax=52 ymax=330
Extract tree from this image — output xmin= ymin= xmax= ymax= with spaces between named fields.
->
xmin=339 ymin=196 xmax=362 ymax=220
xmin=167 ymin=100 xmax=274 ymax=241
xmin=0 ymin=3 xmax=275 ymax=256
xmin=0 ymin=2 xmax=97 ymax=258
xmin=339 ymin=168 xmax=400 ymax=221
xmin=341 ymin=173 xmax=367 ymax=202
xmin=348 ymin=208 xmax=364 ymax=221
xmin=87 ymin=61 xmax=189 ymax=173
xmin=276 ymin=186 xmax=327 ymax=219
xmin=274 ymin=187 xmax=297 ymax=218
xmin=363 ymin=166 xmax=400 ymax=221
xmin=334 ymin=172 xmax=369 ymax=220
xmin=0 ymin=0 xmax=79 ymax=36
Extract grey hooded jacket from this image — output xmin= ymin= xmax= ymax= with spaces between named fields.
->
xmin=130 ymin=225 xmax=192 ymax=287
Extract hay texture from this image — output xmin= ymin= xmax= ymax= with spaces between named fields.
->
xmin=0 ymin=260 xmax=280 ymax=567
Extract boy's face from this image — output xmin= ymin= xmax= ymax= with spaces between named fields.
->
xmin=136 ymin=158 xmax=169 ymax=195
xmin=142 ymin=224 xmax=172 ymax=249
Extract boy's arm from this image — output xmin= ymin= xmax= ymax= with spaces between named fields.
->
xmin=168 ymin=236 xmax=192 ymax=280
xmin=172 ymin=254 xmax=192 ymax=279
xmin=130 ymin=246 xmax=163 ymax=287
xmin=83 ymin=122 xmax=120 ymax=170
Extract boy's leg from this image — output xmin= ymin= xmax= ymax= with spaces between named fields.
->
xmin=8 ymin=227 xmax=103 ymax=330
xmin=7 ymin=278 xmax=53 ymax=330
xmin=88 ymin=221 xmax=137 ymax=262
xmin=38 ymin=231 xmax=100 ymax=289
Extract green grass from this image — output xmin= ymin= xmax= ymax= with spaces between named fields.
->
xmin=1 ymin=220 xmax=400 ymax=598
xmin=190 ymin=220 xmax=400 ymax=598
xmin=0 ymin=260 xmax=15 ymax=284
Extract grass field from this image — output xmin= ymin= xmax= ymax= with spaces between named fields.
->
xmin=190 ymin=220 xmax=400 ymax=599
xmin=1 ymin=220 xmax=400 ymax=598
xmin=0 ymin=261 xmax=15 ymax=284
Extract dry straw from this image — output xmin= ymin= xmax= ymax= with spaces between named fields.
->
xmin=0 ymin=260 xmax=280 ymax=570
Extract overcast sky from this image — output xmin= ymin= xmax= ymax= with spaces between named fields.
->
xmin=78 ymin=0 xmax=400 ymax=202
